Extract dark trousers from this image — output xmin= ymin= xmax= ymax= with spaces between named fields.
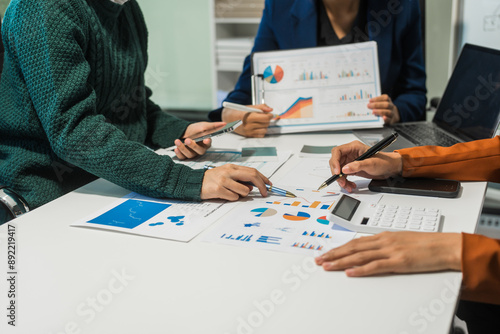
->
xmin=456 ymin=300 xmax=500 ymax=334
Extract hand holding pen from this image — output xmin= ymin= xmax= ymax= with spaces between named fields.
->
xmin=221 ymin=102 xmax=277 ymax=138
xmin=318 ymin=133 xmax=399 ymax=191
xmin=204 ymin=165 xmax=296 ymax=198
xmin=222 ymin=102 xmax=280 ymax=120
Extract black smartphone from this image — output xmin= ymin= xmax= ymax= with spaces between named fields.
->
xmin=189 ymin=120 xmax=242 ymax=143
xmin=166 ymin=120 xmax=242 ymax=150
xmin=368 ymin=178 xmax=461 ymax=198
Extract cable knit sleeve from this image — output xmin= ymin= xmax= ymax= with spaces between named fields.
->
xmin=9 ymin=0 xmax=204 ymax=202
xmin=144 ymin=86 xmax=192 ymax=149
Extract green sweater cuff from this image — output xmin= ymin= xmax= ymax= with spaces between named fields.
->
xmin=172 ymin=167 xmax=205 ymax=201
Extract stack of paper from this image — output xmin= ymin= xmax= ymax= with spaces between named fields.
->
xmin=216 ymin=37 xmax=253 ymax=71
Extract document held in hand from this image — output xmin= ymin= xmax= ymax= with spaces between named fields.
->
xmin=251 ymin=41 xmax=384 ymax=134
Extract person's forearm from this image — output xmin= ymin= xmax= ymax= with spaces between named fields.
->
xmin=396 ymin=137 xmax=500 ymax=182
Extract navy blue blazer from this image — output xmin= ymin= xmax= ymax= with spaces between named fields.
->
xmin=209 ymin=0 xmax=427 ymax=123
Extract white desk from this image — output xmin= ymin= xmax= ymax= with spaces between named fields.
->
xmin=0 ymin=132 xmax=487 ymax=334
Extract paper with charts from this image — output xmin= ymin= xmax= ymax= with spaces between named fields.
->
xmin=71 ymin=192 xmax=239 ymax=242
xmin=251 ymin=41 xmax=383 ymax=134
xmin=155 ymin=147 xmax=291 ymax=178
xmin=71 ymin=148 xmax=290 ymax=242
xmin=203 ymin=187 xmax=382 ymax=255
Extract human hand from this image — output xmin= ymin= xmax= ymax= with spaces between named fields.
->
xmin=315 ymin=231 xmax=462 ymax=276
xmin=174 ymin=122 xmax=223 ymax=160
xmin=368 ymin=94 xmax=401 ymax=125
xmin=222 ymin=104 xmax=274 ymax=138
xmin=201 ymin=164 xmax=270 ymax=201
xmin=329 ymin=141 xmax=403 ymax=192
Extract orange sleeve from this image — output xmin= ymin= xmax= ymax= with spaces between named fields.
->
xmin=395 ymin=136 xmax=500 ymax=182
xmin=461 ymin=233 xmax=500 ymax=305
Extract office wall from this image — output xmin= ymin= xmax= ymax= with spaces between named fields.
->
xmin=0 ymin=0 xmax=9 ymax=17
xmin=139 ymin=1 xmax=214 ymax=111
xmin=425 ymin=0 xmax=453 ymax=106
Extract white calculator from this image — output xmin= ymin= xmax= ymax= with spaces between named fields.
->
xmin=327 ymin=194 xmax=442 ymax=234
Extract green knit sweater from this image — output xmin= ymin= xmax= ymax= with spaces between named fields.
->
xmin=0 ymin=0 xmax=205 ymax=209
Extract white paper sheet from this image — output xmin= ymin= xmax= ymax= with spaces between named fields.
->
xmin=203 ymin=187 xmax=382 ymax=255
xmin=156 ymin=147 xmax=291 ymax=178
xmin=71 ymin=149 xmax=291 ymax=242
xmin=71 ymin=193 xmax=236 ymax=242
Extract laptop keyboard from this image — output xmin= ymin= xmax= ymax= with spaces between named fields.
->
xmin=394 ymin=123 xmax=460 ymax=147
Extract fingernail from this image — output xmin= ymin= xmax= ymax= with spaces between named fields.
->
xmin=333 ymin=168 xmax=339 ymax=174
xmin=184 ymin=138 xmax=192 ymax=145
xmin=324 ymin=261 xmax=337 ymax=270
xmin=343 ymin=165 xmax=351 ymax=173
xmin=345 ymin=269 xmax=356 ymax=277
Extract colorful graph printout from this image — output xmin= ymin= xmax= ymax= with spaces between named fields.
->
xmin=252 ymin=41 xmax=383 ymax=134
xmin=72 ymin=191 xmax=237 ymax=242
xmin=203 ymin=187 xmax=359 ymax=255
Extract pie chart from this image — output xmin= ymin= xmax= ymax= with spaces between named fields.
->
xmin=263 ymin=65 xmax=284 ymax=84
xmin=283 ymin=211 xmax=310 ymax=221
xmin=317 ymin=216 xmax=330 ymax=225
xmin=251 ymin=208 xmax=277 ymax=218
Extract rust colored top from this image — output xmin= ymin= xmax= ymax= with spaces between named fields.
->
xmin=397 ymin=136 xmax=500 ymax=305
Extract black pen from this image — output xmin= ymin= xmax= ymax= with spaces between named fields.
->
xmin=204 ymin=165 xmax=296 ymax=198
xmin=317 ymin=133 xmax=399 ymax=190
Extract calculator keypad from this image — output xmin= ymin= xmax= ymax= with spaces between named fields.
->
xmin=368 ymin=205 xmax=441 ymax=232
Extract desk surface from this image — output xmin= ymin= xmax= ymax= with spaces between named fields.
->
xmin=0 ymin=132 xmax=487 ymax=334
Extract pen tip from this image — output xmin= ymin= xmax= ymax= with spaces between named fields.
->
xmin=317 ymin=184 xmax=326 ymax=191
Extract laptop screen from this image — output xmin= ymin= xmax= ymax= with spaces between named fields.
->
xmin=433 ymin=44 xmax=500 ymax=141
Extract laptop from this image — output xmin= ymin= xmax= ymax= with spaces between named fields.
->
xmin=354 ymin=43 xmax=500 ymax=150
